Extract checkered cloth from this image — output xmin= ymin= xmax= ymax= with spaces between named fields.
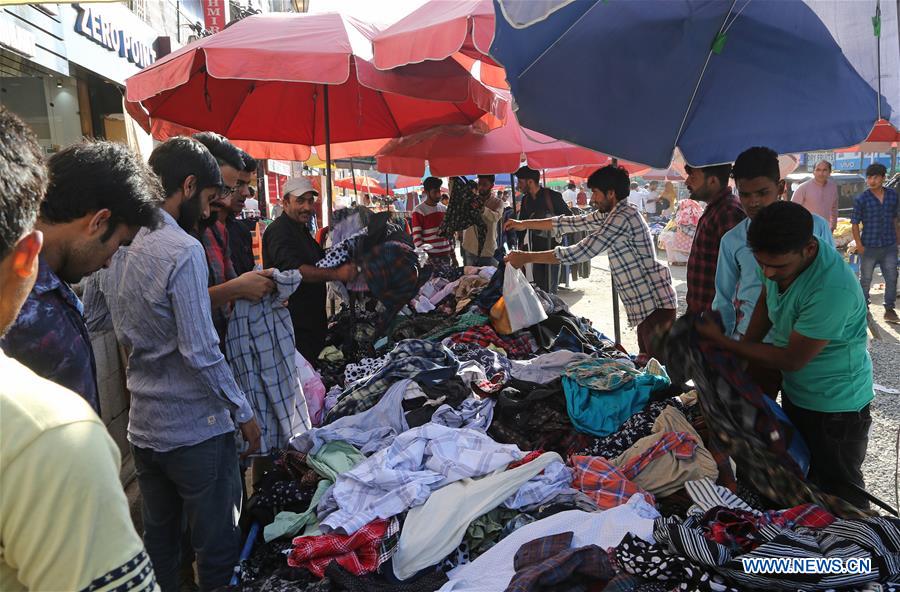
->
xmin=288 ymin=518 xmax=389 ymax=577
xmin=360 ymin=240 xmax=420 ymax=332
xmin=703 ymin=504 xmax=836 ymax=553
xmin=446 ymin=324 xmax=537 ymax=360
xmin=320 ymin=423 xmax=524 ymax=535
xmin=685 ymin=190 xmax=746 ymax=314
xmin=226 ymin=270 xmax=310 ymax=453
xmin=552 ymin=202 xmax=677 ymax=326
xmin=851 ymin=187 xmax=899 ymax=248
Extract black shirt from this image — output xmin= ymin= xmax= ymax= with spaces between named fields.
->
xmin=262 ymin=213 xmax=327 ymax=361
xmin=227 ymin=216 xmax=256 ymax=276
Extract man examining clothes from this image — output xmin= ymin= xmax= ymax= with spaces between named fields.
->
xmin=262 ymin=177 xmax=356 ymax=364
xmin=698 ymin=201 xmax=872 ymax=509
xmin=227 ymin=150 xmax=258 ymax=275
xmin=505 ymin=165 xmax=677 ymax=359
xmin=514 ymin=166 xmax=572 ymax=293
xmin=461 ymin=174 xmax=503 ymax=266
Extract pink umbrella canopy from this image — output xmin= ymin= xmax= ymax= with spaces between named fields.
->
xmin=376 ymin=114 xmax=618 ymax=177
xmin=335 ymin=175 xmax=391 ymax=196
xmin=372 ymin=0 xmax=506 ymax=88
xmin=392 ymin=175 xmax=424 ymax=189
xmin=640 ymin=168 xmax=686 ymax=181
xmin=124 ymin=12 xmax=508 ymax=161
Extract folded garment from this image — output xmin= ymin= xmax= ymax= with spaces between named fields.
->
xmin=506 ymin=531 xmax=615 ymax=592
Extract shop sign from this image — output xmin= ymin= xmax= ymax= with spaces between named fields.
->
xmin=203 ymin=0 xmax=226 ymax=34
xmin=73 ymin=3 xmax=155 ymax=69
xmin=0 ymin=20 xmax=36 ymax=57
xmin=268 ymin=159 xmax=291 ymax=176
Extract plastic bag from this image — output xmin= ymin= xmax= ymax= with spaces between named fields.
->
xmin=502 ymin=263 xmax=548 ymax=332
xmin=489 ymin=296 xmax=513 ymax=335
xmin=296 ymin=351 xmax=326 ymax=426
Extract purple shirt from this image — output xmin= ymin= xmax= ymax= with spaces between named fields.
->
xmin=791 ymin=178 xmax=839 ymax=228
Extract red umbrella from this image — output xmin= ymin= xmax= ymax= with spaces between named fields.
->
xmin=335 ymin=175 xmax=391 ymax=196
xmin=125 ymin=12 xmax=508 ymax=210
xmin=373 ymin=0 xmax=506 ymax=88
xmin=834 ymin=119 xmax=900 ymax=153
xmin=392 ymin=175 xmax=424 ymax=189
xmin=376 ymin=113 xmax=619 ymax=176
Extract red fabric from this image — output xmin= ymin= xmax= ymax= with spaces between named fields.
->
xmin=288 ymin=519 xmax=389 ymax=578
xmin=446 ymin=324 xmax=537 ymax=359
xmin=703 ymin=504 xmax=836 ymax=552
xmin=508 ymin=450 xmax=544 ymax=470
xmin=377 ymin=115 xmax=622 ymax=177
xmin=125 ymin=13 xmax=506 ymax=156
xmin=571 ymin=455 xmax=654 ymax=511
xmin=335 ymin=176 xmax=391 ymax=196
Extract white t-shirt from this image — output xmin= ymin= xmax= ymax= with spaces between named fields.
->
xmin=644 ymin=190 xmax=660 ymax=214
xmin=562 ymin=188 xmax=577 ymax=207
xmin=244 ymin=197 xmax=260 ymax=212
xmin=627 ymin=190 xmax=646 ymax=211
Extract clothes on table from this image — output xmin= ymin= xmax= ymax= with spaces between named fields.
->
xmin=264 ymin=442 xmax=366 ymax=542
xmin=576 ymin=397 xmax=690 ymax=459
xmin=488 ymin=378 xmax=584 ymax=455
xmin=609 ymin=407 xmax=718 ymax=498
xmin=562 ymin=359 xmax=670 ymax=437
xmin=418 ymin=311 xmax=489 ymax=342
xmin=226 ymin=270 xmax=310 ymax=454
xmin=447 ymin=342 xmax=512 ymax=380
xmin=508 ymin=350 xmax=591 ymax=384
xmin=438 ymin=497 xmax=660 ymax=592
xmin=506 ymin=531 xmax=615 ymax=592
xmin=392 ymin=452 xmax=570 ymax=580
xmin=360 ymin=241 xmax=422 ymax=332
xmin=403 ymin=376 xmax=470 ymax=427
xmin=325 ymin=340 xmax=459 ymax=422
xmin=320 ymin=423 xmax=525 ymax=535
xmin=446 ymin=324 xmax=537 ymax=360
xmin=570 ymin=455 xmax=653 ymax=511
xmin=344 ymin=355 xmax=390 ymax=386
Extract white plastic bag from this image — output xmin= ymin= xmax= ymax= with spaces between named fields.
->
xmin=503 ymin=263 xmax=548 ymax=332
xmin=295 ymin=351 xmax=326 ymax=426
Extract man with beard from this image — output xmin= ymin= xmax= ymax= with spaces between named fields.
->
xmin=193 ymin=133 xmax=273 ymax=345
xmin=91 ymin=136 xmax=261 ymax=591
xmin=514 ymin=166 xmax=571 ymax=293
xmin=505 ymin=165 xmax=677 ymax=359
xmin=684 ymin=162 xmax=746 ymax=314
xmin=0 ymin=140 xmax=162 ymax=414
xmin=461 ymin=174 xmax=503 ymax=266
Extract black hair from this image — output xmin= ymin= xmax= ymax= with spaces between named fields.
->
xmin=192 ymin=131 xmax=244 ymax=170
xmin=423 ymin=176 xmax=442 ymax=191
xmin=567 ymin=182 xmax=576 ymax=190
xmin=0 ymin=106 xmax=46 ymax=260
xmin=149 ymin=137 xmax=223 ymax=198
xmin=478 ymin=174 xmax=496 ymax=184
xmin=241 ymin=150 xmax=258 ymax=173
xmin=686 ymin=163 xmax=732 ymax=187
xmin=587 ymin=165 xmax=630 ymax=201
xmin=42 ymin=140 xmax=162 ymax=242
xmin=817 ymin=160 xmax=832 ymax=172
xmin=747 ymin=201 xmax=813 ymax=254
xmin=515 ymin=166 xmax=540 ymax=183
xmin=732 ymin=146 xmax=780 ymax=183
xmin=866 ymin=163 xmax=887 ymax=177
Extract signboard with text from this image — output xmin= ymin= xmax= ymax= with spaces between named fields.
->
xmin=203 ymin=0 xmax=226 ymax=34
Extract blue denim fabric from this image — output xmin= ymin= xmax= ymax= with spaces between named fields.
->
xmin=859 ymin=244 xmax=898 ymax=309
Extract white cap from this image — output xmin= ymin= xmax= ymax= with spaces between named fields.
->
xmin=282 ymin=177 xmax=318 ymax=199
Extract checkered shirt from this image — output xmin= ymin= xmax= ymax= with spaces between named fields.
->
xmin=445 ymin=324 xmax=537 ymax=359
xmin=686 ymin=190 xmax=746 ymax=314
xmin=851 ymin=187 xmax=899 ymax=248
xmin=288 ymin=518 xmax=389 ymax=577
xmin=552 ymin=203 xmax=677 ymax=326
xmin=507 ymin=531 xmax=615 ymax=592
xmin=226 ymin=270 xmax=309 ymax=454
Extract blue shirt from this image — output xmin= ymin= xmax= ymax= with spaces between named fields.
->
xmin=0 ymin=257 xmax=100 ymax=414
xmin=85 ymin=210 xmax=253 ymax=452
xmin=851 ymin=187 xmax=898 ymax=248
xmin=713 ymin=214 xmax=834 ymax=338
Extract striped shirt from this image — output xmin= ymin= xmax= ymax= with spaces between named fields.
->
xmin=551 ymin=202 xmax=677 ymax=327
xmin=411 ymin=202 xmax=452 ymax=257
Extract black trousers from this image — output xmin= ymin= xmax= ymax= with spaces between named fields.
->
xmin=782 ymin=398 xmax=872 ymax=510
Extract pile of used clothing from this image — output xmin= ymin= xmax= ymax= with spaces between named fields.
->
xmin=223 ymin=219 xmax=898 ymax=592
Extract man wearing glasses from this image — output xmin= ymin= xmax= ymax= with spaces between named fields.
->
xmin=193 ymin=133 xmax=274 ymax=346
xmin=262 ymin=177 xmax=356 ymax=364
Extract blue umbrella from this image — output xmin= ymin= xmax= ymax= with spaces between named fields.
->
xmin=490 ymin=0 xmax=898 ymax=168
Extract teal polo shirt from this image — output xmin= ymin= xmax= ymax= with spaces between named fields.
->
xmin=764 ymin=237 xmax=873 ymax=413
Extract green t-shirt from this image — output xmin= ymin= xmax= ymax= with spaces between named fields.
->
xmin=764 ymin=237 xmax=873 ymax=412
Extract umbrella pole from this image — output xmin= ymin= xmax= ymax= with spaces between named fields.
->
xmin=610 ymin=158 xmax=621 ymax=346
xmin=349 ymin=157 xmax=359 ymax=201
xmin=324 ymin=85 xmax=334 ymax=225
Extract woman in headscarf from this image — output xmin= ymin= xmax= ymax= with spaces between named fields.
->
xmin=659 ymin=181 xmax=677 ymax=216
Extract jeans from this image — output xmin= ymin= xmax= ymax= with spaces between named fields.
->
xmin=859 ymin=243 xmax=898 ymax=309
xmin=133 ymin=433 xmax=243 ymax=592
xmin=461 ymin=250 xmax=497 ymax=267
xmin=782 ymin=398 xmax=871 ymax=510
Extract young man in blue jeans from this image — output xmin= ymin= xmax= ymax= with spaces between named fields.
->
xmin=852 ymin=163 xmax=899 ymax=322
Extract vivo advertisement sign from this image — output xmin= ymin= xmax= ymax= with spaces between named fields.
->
xmin=63 ymin=3 xmax=158 ymax=84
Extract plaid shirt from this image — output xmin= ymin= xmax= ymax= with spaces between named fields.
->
xmin=288 ymin=518 xmax=389 ymax=577
xmin=225 ymin=270 xmax=310 ymax=454
xmin=851 ymin=187 xmax=899 ymax=248
xmin=552 ymin=203 xmax=677 ymax=326
xmin=320 ymin=423 xmax=524 ymax=534
xmin=686 ymin=190 xmax=746 ymax=314
xmin=507 ymin=531 xmax=615 ymax=592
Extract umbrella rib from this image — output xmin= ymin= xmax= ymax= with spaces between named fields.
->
xmin=671 ymin=0 xmax=739 ymax=161
xmin=517 ymin=0 xmax=601 ymax=79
